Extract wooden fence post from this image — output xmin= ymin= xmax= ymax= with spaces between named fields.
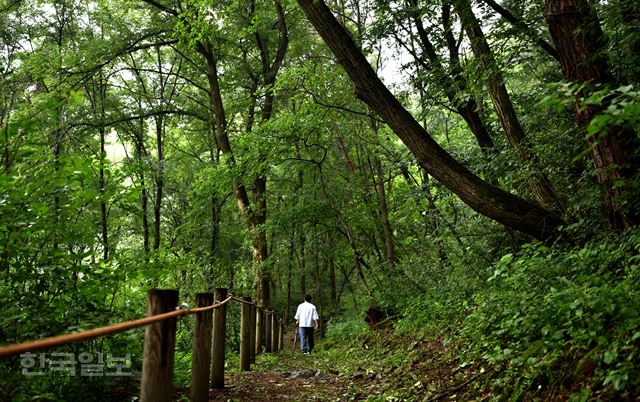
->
xmin=278 ymin=320 xmax=284 ymax=351
xmin=210 ymin=288 xmax=227 ymax=388
xmin=271 ymin=313 xmax=278 ymax=352
xmin=255 ymin=308 xmax=264 ymax=355
xmin=140 ymin=289 xmax=179 ymax=402
xmin=265 ymin=310 xmax=272 ymax=353
xmin=250 ymin=303 xmax=256 ymax=363
xmin=191 ymin=293 xmax=213 ymax=402
xmin=240 ymin=297 xmax=252 ymax=371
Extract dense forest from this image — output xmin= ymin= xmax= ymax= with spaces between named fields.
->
xmin=0 ymin=0 xmax=639 ymax=400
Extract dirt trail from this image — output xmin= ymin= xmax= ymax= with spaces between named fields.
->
xmin=176 ymin=327 xmax=480 ymax=401
xmin=207 ymin=367 xmax=347 ymax=401
xmin=204 ymin=327 xmax=351 ymax=401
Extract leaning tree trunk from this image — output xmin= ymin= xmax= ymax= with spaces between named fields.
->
xmin=455 ymin=0 xmax=564 ymax=215
xmin=296 ymin=0 xmax=563 ymax=240
xmin=545 ymin=0 xmax=639 ymax=229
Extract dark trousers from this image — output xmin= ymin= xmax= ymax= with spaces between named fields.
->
xmin=299 ymin=327 xmax=314 ymax=353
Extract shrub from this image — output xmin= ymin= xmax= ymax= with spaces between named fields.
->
xmin=462 ymin=229 xmax=640 ymax=399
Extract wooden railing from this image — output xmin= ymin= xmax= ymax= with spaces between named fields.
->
xmin=0 ymin=288 xmax=285 ymax=402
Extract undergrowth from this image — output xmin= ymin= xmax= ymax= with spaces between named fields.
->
xmin=324 ymin=228 xmax=640 ymax=401
xmin=461 ymin=229 xmax=640 ymax=400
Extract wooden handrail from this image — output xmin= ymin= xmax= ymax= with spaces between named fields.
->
xmin=0 ymin=296 xmax=233 ymax=359
xmin=0 ymin=288 xmax=284 ymax=402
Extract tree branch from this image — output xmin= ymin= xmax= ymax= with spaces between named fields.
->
xmin=481 ymin=0 xmax=559 ymax=61
xmin=69 ymin=108 xmax=207 ymax=131
xmin=140 ymin=0 xmax=178 ymax=16
xmin=301 ymin=83 xmax=384 ymax=123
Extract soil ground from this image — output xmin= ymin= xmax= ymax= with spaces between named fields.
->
xmin=177 ymin=328 xmax=354 ymax=401
xmin=175 ymin=327 xmax=483 ymax=401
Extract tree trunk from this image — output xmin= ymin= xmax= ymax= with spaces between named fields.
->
xmin=250 ymin=0 xmax=289 ymax=307
xmin=53 ymin=129 xmax=61 ymax=252
xmin=373 ymin=158 xmax=394 ymax=265
xmin=422 ymin=172 xmax=452 ymax=268
xmin=99 ymin=126 xmax=109 ymax=261
xmin=198 ymin=42 xmax=261 ymax=297
xmin=135 ymin=131 xmax=151 ymax=257
xmin=298 ymin=228 xmax=306 ymax=297
xmin=210 ymin=194 xmax=219 ymax=263
xmin=196 ymin=0 xmax=288 ymax=307
xmin=295 ymin=143 xmax=306 ymax=298
xmin=454 ymin=0 xmax=564 ymax=215
xmin=128 ymin=62 xmax=150 ymax=258
xmin=252 ymin=205 xmax=269 ymax=307
xmin=334 ymin=128 xmax=357 ymax=173
xmin=153 ymin=115 xmax=163 ymax=250
xmin=1 ymin=103 xmax=11 ymax=172
xmin=296 ymin=0 xmax=564 ymax=240
xmin=544 ymin=0 xmax=639 ymax=229
xmin=286 ymin=233 xmax=294 ymax=321
xmin=313 ymin=225 xmax=321 ymax=309
xmin=400 ymin=166 xmax=452 ymax=267
xmin=327 ymin=233 xmax=337 ymax=309
xmin=207 ymin=133 xmax=220 ymax=274
xmin=198 ymin=43 xmax=253 ymax=217
xmin=90 ymin=71 xmax=109 ymax=262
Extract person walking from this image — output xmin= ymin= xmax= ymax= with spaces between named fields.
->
xmin=294 ymin=294 xmax=319 ymax=354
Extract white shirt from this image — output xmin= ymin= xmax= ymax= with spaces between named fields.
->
xmin=294 ymin=301 xmax=319 ymax=327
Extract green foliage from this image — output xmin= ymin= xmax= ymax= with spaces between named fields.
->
xmin=1 ymin=0 xmax=639 ymax=400
xmin=324 ymin=317 xmax=369 ymax=342
xmin=342 ymin=231 xmax=640 ymax=400
xmin=462 ymin=230 xmax=640 ymax=398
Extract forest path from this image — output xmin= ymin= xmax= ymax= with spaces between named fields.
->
xmin=208 ymin=327 xmax=351 ymax=401
xmin=175 ymin=326 xmax=477 ymax=401
xmin=208 ymin=352 xmax=349 ymax=401
xmin=173 ymin=327 xmax=355 ymax=401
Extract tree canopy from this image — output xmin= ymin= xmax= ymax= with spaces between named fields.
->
xmin=1 ymin=0 xmax=639 ymax=399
